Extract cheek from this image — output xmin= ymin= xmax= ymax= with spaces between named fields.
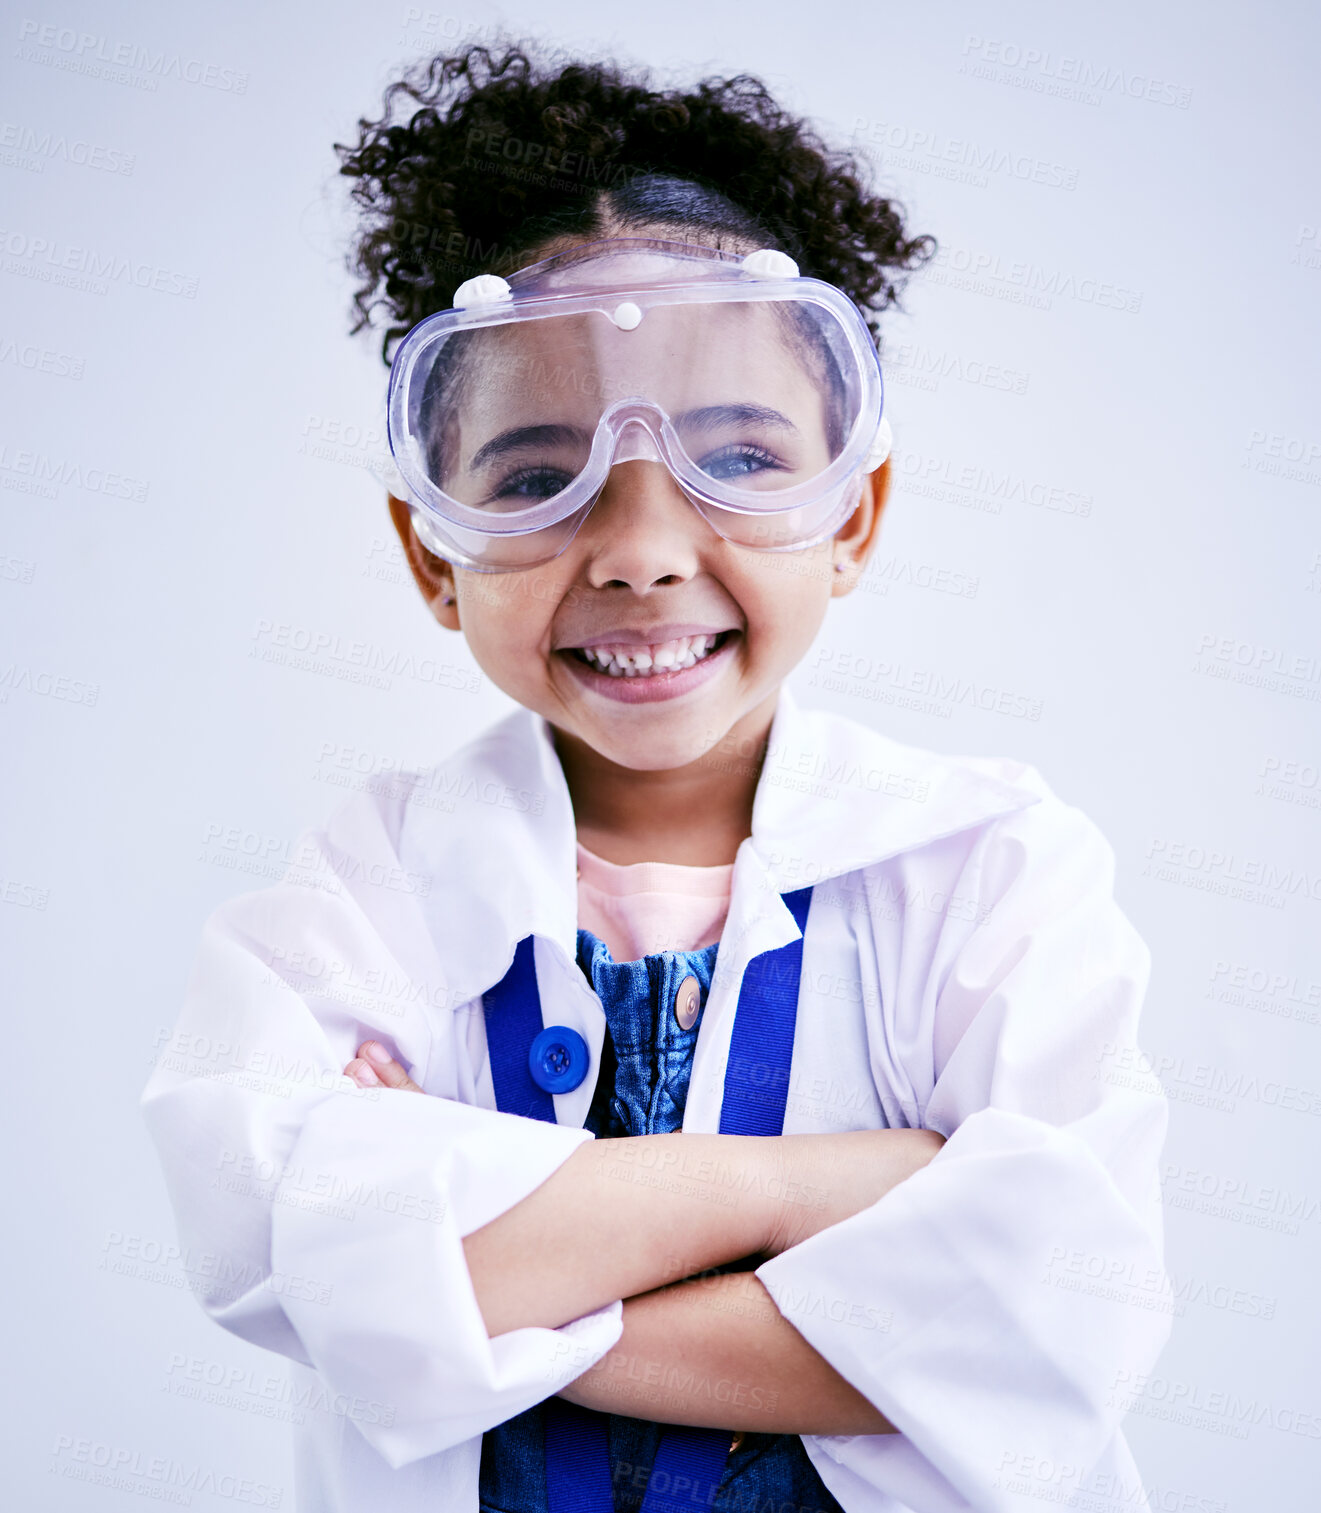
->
xmin=457 ymin=595 xmax=545 ymax=685
xmin=741 ymin=562 xmax=831 ymax=654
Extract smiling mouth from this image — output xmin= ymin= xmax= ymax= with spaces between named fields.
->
xmin=568 ymin=631 xmax=736 ymax=678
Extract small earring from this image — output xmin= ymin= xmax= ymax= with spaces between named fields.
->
xmin=832 ymin=562 xmax=847 ymax=574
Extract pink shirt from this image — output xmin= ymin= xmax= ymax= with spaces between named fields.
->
xmin=575 ymin=840 xmax=734 ymax=962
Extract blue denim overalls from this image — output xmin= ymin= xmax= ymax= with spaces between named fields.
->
xmin=478 ymin=927 xmax=845 ymax=1513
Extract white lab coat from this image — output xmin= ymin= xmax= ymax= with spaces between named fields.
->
xmin=141 ymin=684 xmax=1171 ymax=1512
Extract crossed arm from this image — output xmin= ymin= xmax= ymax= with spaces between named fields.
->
xmin=345 ymin=1041 xmax=944 ymax=1436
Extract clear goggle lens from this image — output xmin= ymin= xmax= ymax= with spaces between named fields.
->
xmin=386 ymin=243 xmax=885 ymax=571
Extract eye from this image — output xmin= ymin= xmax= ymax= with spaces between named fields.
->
xmin=696 ymin=444 xmax=790 ymax=482
xmin=486 ymin=466 xmax=576 ymax=505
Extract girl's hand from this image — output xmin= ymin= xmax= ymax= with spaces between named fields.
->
xmin=344 ymin=1041 xmax=423 ymax=1093
xmin=762 ymin=1128 xmax=947 ymax=1258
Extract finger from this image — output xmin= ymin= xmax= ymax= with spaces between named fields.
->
xmin=345 ymin=1051 xmax=422 ymax=1093
xmin=357 ymin=1040 xmax=424 ymax=1093
xmin=344 ymin=1057 xmax=382 ymax=1089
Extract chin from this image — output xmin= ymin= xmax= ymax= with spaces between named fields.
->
xmin=593 ymin=727 xmax=726 ymax=774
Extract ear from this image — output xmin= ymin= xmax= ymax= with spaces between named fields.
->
xmin=830 ymin=458 xmax=891 ymax=596
xmin=387 ymin=494 xmax=461 ymax=630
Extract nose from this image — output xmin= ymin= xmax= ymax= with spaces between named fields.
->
xmin=577 ymin=460 xmax=711 ymax=591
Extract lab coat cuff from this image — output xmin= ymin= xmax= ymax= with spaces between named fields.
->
xmin=754 ymin=1108 xmax=1172 ymax=1503
xmin=270 ymin=1082 xmax=624 ymax=1468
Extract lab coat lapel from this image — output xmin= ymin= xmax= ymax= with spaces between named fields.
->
xmin=678 ymin=685 xmax=1045 ymax=1133
xmin=398 ymin=704 xmax=582 ymax=1011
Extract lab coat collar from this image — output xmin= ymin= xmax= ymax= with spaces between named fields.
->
xmin=748 ymin=684 xmax=1042 ymax=891
xmin=402 ymin=684 xmax=1041 ymax=1008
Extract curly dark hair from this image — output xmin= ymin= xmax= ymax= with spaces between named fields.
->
xmin=335 ymin=40 xmax=936 ymax=366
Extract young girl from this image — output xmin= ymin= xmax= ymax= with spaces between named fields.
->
xmin=143 ymin=43 xmax=1171 ymax=1513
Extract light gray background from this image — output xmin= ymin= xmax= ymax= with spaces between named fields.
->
xmin=3 ymin=0 xmax=1318 ymax=1507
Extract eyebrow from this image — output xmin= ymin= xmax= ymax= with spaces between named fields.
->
xmin=466 ymin=405 xmax=800 ymax=471
xmin=680 ymin=403 xmax=799 ymax=436
xmin=468 ymin=423 xmax=589 ymax=472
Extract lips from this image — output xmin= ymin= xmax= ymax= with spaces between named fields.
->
xmin=564 ymin=621 xmax=739 ymax=650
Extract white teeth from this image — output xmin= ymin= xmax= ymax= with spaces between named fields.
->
xmin=576 ymin=633 xmax=725 ymax=677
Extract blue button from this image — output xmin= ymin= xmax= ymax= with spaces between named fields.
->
xmin=528 ymin=1025 xmax=590 ymax=1094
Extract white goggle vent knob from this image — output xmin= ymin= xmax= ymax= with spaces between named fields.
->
xmin=452 ymin=274 xmax=513 ymax=309
xmin=610 ymin=301 xmax=643 ymax=330
xmin=740 ymin=248 xmax=800 ymax=279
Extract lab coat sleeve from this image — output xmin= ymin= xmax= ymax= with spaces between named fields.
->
xmin=140 ymin=799 xmax=623 ymax=1470
xmin=754 ymin=785 xmax=1172 ymax=1511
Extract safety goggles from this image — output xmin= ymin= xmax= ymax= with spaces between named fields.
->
xmin=383 ymin=237 xmax=890 ymax=572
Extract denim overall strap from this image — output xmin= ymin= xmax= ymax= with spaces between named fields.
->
xmin=719 ymin=885 xmax=813 ymax=1137
xmin=483 ymin=936 xmax=556 ymax=1122
xmin=483 ymin=886 xmax=814 ymax=1513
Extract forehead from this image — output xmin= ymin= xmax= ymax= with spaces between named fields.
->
xmin=455 ymin=301 xmax=826 ymax=417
